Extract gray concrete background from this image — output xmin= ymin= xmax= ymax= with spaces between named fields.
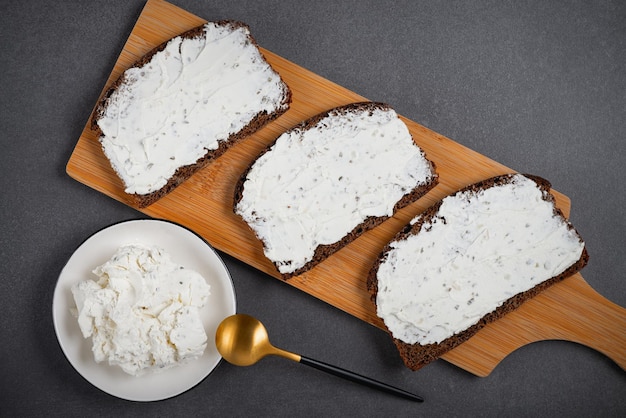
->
xmin=1 ymin=1 xmax=624 ymax=416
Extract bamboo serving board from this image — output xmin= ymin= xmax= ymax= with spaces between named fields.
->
xmin=66 ymin=0 xmax=625 ymax=376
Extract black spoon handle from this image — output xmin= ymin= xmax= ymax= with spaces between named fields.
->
xmin=299 ymin=355 xmax=423 ymax=402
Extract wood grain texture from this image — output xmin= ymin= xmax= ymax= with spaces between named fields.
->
xmin=66 ymin=0 xmax=625 ymax=376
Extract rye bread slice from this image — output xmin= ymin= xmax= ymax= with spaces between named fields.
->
xmin=367 ymin=174 xmax=589 ymax=371
xmin=234 ymin=102 xmax=438 ymax=280
xmin=92 ymin=21 xmax=292 ymax=208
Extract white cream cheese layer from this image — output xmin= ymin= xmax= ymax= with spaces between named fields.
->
xmin=97 ymin=22 xmax=288 ymax=195
xmin=375 ymin=174 xmax=584 ymax=345
xmin=235 ymin=106 xmax=435 ymax=274
xmin=71 ymin=244 xmax=211 ymax=376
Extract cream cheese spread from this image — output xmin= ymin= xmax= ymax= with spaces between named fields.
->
xmin=71 ymin=244 xmax=211 ymax=376
xmin=235 ymin=105 xmax=435 ymax=274
xmin=97 ymin=22 xmax=289 ymax=195
xmin=375 ymin=174 xmax=585 ymax=345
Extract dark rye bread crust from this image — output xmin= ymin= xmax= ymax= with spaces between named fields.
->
xmin=91 ymin=21 xmax=292 ymax=208
xmin=367 ymin=174 xmax=589 ymax=371
xmin=234 ymin=102 xmax=438 ymax=280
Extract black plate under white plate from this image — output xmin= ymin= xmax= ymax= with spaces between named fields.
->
xmin=52 ymin=219 xmax=237 ymax=402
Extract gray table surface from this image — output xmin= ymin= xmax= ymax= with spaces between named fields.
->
xmin=1 ymin=0 xmax=624 ymax=416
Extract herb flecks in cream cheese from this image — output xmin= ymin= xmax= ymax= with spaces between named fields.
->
xmin=236 ymin=105 xmax=435 ymax=274
xmin=71 ymin=244 xmax=211 ymax=376
xmin=375 ymin=174 xmax=585 ymax=345
xmin=97 ymin=22 xmax=288 ymax=195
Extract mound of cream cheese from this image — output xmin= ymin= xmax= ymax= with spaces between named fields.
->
xmin=71 ymin=244 xmax=211 ymax=376
xmin=97 ymin=22 xmax=289 ymax=195
xmin=375 ymin=174 xmax=585 ymax=346
xmin=235 ymin=104 xmax=436 ymax=275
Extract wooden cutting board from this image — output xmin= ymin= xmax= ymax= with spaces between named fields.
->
xmin=66 ymin=0 xmax=626 ymax=376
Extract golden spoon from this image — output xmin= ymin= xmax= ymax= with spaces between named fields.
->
xmin=215 ymin=313 xmax=423 ymax=402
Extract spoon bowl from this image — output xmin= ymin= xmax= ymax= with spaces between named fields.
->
xmin=215 ymin=313 xmax=299 ymax=366
xmin=215 ymin=314 xmax=423 ymax=402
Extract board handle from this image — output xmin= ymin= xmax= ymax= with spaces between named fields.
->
xmin=442 ymin=273 xmax=626 ymax=376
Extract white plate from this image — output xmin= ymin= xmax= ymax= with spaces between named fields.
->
xmin=52 ymin=219 xmax=237 ymax=402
